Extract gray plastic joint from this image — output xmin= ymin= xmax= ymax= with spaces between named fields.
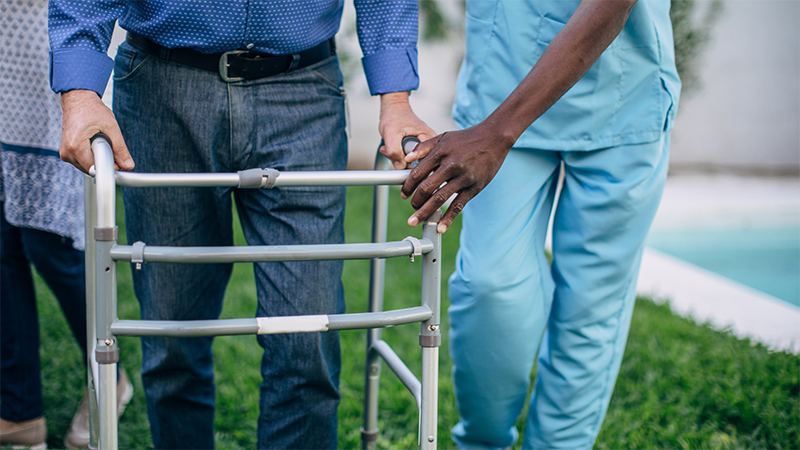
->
xmin=262 ymin=168 xmax=279 ymax=188
xmin=95 ymin=349 xmax=120 ymax=364
xmin=402 ymin=236 xmax=422 ymax=263
xmin=238 ymin=168 xmax=280 ymax=189
xmin=419 ymin=334 xmax=442 ymax=348
xmin=94 ymin=226 xmax=118 ymax=241
xmin=131 ymin=241 xmax=146 ymax=270
xmin=360 ymin=428 xmax=379 ymax=442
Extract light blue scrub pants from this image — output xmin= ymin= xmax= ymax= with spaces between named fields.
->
xmin=449 ymin=135 xmax=669 ymax=450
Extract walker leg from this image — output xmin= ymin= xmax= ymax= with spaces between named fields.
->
xmin=91 ymin=137 xmax=119 ymax=450
xmin=419 ymin=211 xmax=442 ymax=450
xmin=362 ymin=346 xmax=381 ymax=450
xmin=419 ymin=347 xmax=439 ymax=449
xmin=98 ymin=363 xmax=118 ymax=450
xmin=362 ymin=180 xmax=390 ymax=449
xmin=95 ymin=237 xmax=119 ymax=450
xmin=85 ymin=175 xmax=100 ymax=449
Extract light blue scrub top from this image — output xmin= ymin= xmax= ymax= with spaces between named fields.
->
xmin=453 ymin=0 xmax=682 ymax=151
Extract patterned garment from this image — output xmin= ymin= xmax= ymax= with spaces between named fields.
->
xmin=49 ymin=0 xmax=420 ymax=96
xmin=1 ymin=0 xmax=85 ymax=250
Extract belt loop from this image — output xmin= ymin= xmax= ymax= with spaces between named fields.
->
xmin=287 ymin=54 xmax=301 ymax=72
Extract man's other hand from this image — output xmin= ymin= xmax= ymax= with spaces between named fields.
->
xmin=378 ymin=92 xmax=436 ymax=170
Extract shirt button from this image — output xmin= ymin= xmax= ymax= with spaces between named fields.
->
xmin=246 ymin=43 xmax=254 ymax=49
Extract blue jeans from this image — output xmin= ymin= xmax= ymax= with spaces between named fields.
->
xmin=112 ymin=41 xmax=347 ymax=449
xmin=0 ymin=202 xmax=87 ymax=422
xmin=449 ymin=136 xmax=670 ymax=450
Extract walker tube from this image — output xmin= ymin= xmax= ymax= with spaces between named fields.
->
xmin=114 ymin=169 xmax=410 ymax=187
xmin=91 ymin=135 xmax=118 ymax=450
xmin=84 ymin=174 xmax=100 ymax=449
xmin=109 ymin=240 xmax=433 ymax=263
xmin=419 ymin=211 xmax=442 ymax=450
xmin=110 ymin=306 xmax=432 ymax=337
xmin=362 ymin=152 xmax=393 ymax=449
xmin=371 ymin=340 xmax=422 ymax=411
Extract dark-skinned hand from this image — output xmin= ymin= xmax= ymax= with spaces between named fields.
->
xmin=400 ymin=121 xmax=513 ymax=233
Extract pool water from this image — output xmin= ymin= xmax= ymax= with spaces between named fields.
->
xmin=646 ymin=227 xmax=800 ymax=307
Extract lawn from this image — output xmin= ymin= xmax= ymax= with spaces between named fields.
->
xmin=17 ymin=185 xmax=800 ymax=449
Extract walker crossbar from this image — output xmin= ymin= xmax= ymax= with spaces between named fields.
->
xmin=110 ymin=306 xmax=433 ymax=337
xmin=86 ymin=136 xmax=442 ymax=450
xmin=109 ymin=239 xmax=433 ymax=263
xmin=109 ymin=169 xmax=411 ymax=188
xmin=370 ymin=340 xmax=423 ymax=410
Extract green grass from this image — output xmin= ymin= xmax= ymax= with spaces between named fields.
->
xmin=13 ymin=186 xmax=800 ymax=449
xmin=598 ymin=299 xmax=799 ymax=450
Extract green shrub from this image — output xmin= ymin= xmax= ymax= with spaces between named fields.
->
xmin=670 ymin=0 xmax=724 ymax=94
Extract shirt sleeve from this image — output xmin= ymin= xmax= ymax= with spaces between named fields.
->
xmin=354 ymin=0 xmax=419 ymax=96
xmin=48 ymin=0 xmax=126 ymax=95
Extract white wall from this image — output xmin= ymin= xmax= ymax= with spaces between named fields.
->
xmin=667 ymin=0 xmax=800 ymax=174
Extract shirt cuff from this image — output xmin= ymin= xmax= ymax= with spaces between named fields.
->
xmin=50 ymin=48 xmax=115 ymax=96
xmin=362 ymin=48 xmax=419 ymax=96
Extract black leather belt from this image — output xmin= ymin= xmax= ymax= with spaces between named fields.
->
xmin=126 ymin=33 xmax=336 ymax=82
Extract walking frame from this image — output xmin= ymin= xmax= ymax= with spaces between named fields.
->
xmin=83 ymin=135 xmax=442 ymax=449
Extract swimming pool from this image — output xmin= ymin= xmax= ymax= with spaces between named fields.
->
xmin=645 ymin=227 xmax=800 ymax=307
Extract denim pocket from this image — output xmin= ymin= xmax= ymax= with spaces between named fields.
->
xmin=304 ymin=56 xmax=344 ymax=93
xmin=113 ymin=41 xmax=152 ymax=83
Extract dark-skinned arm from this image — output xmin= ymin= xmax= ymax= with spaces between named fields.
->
xmin=401 ymin=0 xmax=638 ymax=233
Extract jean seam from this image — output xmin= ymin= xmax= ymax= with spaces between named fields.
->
xmin=241 ymin=86 xmax=257 ymax=170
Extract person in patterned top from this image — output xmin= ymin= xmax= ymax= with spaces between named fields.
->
xmin=0 ymin=1 xmax=133 ymax=448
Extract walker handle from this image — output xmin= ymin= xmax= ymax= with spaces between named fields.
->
xmin=402 ymin=136 xmax=420 ymax=155
xmin=90 ymin=132 xmax=112 ymax=146
xmin=401 ymin=136 xmax=421 ymax=169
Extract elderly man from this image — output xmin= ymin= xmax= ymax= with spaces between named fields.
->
xmin=49 ymin=1 xmax=433 ymax=448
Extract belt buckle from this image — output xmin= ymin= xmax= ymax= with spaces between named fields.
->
xmin=219 ymin=50 xmax=247 ymax=82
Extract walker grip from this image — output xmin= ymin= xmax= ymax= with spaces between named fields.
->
xmin=90 ymin=132 xmax=112 ymax=146
xmin=402 ymin=136 xmax=420 ymax=155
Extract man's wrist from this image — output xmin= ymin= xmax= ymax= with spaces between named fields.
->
xmin=61 ymin=89 xmax=102 ymax=106
xmin=380 ymin=91 xmax=411 ymax=107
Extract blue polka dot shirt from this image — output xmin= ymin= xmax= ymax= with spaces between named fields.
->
xmin=49 ymin=0 xmax=419 ymax=96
